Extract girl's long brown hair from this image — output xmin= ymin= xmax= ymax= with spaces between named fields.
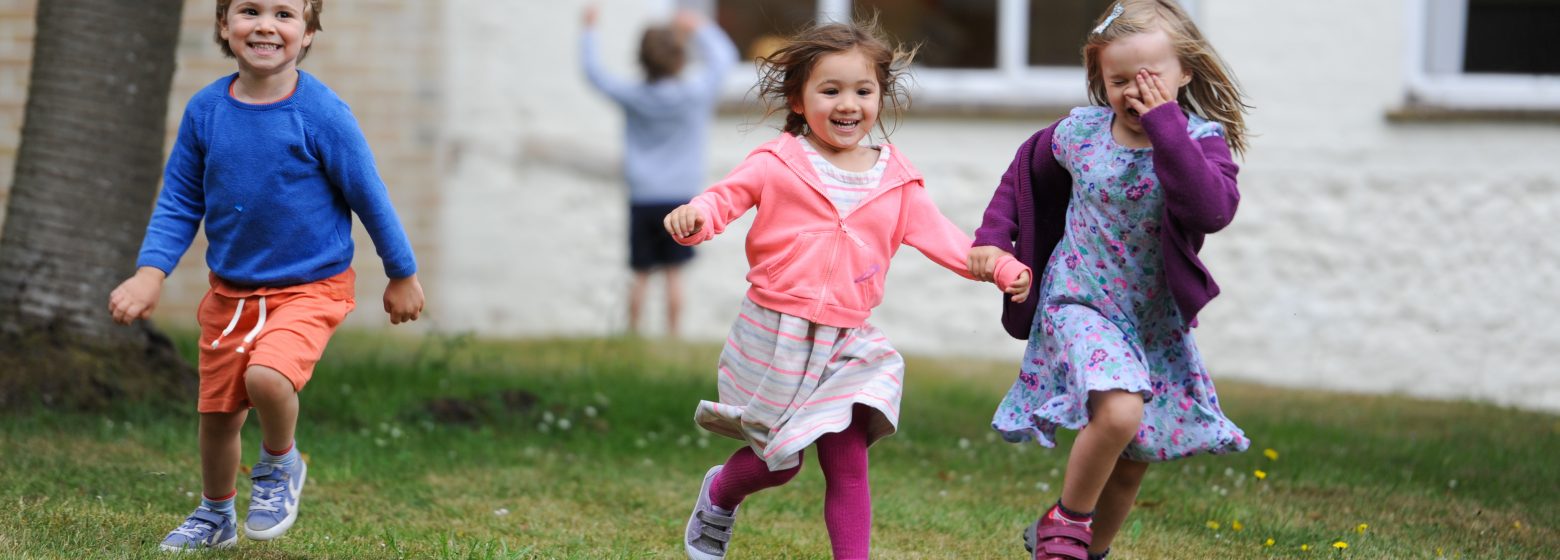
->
xmin=752 ymin=17 xmax=916 ymax=140
xmin=1084 ymin=0 xmax=1251 ymax=156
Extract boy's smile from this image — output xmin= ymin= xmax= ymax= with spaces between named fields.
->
xmin=221 ymin=0 xmax=314 ymax=79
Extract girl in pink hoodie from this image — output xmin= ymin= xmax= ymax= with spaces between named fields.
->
xmin=663 ymin=20 xmax=1028 ymax=560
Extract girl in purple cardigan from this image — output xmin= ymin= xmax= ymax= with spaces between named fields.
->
xmin=966 ymin=2 xmax=1252 ymax=559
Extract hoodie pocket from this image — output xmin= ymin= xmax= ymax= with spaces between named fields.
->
xmin=764 ymin=231 xmax=834 ymax=299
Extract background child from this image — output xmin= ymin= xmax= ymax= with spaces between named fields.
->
xmin=107 ymin=0 xmax=424 ymax=551
xmin=663 ymin=20 xmax=1029 ymax=560
xmin=967 ymin=2 xmax=1251 ymax=559
xmin=581 ymin=5 xmax=737 ymax=338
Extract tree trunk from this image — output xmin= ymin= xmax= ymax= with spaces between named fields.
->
xmin=0 ymin=0 xmax=192 ymax=409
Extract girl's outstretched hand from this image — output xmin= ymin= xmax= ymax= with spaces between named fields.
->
xmin=1127 ymin=69 xmax=1175 ymax=116
xmin=1005 ymin=269 xmax=1031 ymax=303
xmin=663 ymin=204 xmax=705 ymax=239
xmin=967 ymin=245 xmax=1010 ymax=282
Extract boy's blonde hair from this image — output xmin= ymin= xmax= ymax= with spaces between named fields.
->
xmin=214 ymin=0 xmax=325 ymax=62
xmin=1084 ymin=0 xmax=1250 ymax=156
xmin=754 ymin=17 xmax=916 ymax=140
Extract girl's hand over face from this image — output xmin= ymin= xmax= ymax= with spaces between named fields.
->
xmin=1127 ymin=70 xmax=1176 ymax=116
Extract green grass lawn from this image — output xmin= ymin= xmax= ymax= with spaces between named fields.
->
xmin=3 ymin=333 xmax=1556 ymax=559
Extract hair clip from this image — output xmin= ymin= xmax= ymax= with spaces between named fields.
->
xmin=1093 ymin=3 xmax=1124 ymax=34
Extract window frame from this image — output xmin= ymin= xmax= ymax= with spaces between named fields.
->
xmin=1404 ymin=0 xmax=1560 ymax=111
xmin=716 ymin=0 xmax=1199 ymax=110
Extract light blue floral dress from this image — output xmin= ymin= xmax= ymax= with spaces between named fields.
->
xmin=990 ymin=107 xmax=1249 ymax=462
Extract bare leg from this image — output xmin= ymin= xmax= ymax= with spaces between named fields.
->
xmin=199 ymin=410 xmax=248 ymax=498
xmin=1058 ymin=390 xmax=1144 ymax=513
xmin=244 ymin=365 xmax=298 ymax=452
xmin=1089 ymin=458 xmax=1149 ymax=554
xmin=665 ymin=266 xmax=684 ymax=338
xmin=628 ymin=270 xmax=650 ymax=335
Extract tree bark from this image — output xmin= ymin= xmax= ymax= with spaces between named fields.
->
xmin=0 ymin=0 xmax=192 ymax=409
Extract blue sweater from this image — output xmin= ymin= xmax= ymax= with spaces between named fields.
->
xmin=137 ymin=71 xmax=417 ymax=287
xmin=581 ymin=22 xmax=738 ymax=204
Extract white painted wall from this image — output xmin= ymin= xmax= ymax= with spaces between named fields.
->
xmin=440 ymin=0 xmax=1560 ymax=412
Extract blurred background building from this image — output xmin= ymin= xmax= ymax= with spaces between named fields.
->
xmin=1 ymin=0 xmax=1556 ymax=411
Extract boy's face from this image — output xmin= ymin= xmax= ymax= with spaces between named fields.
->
xmin=220 ymin=0 xmax=315 ymax=78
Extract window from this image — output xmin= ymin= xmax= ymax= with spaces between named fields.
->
xmin=714 ymin=0 xmax=1196 ymax=110
xmin=1407 ymin=0 xmax=1560 ymax=110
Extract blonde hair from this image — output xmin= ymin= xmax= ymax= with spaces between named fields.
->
xmin=753 ymin=17 xmax=916 ymax=140
xmin=1084 ymin=0 xmax=1250 ymax=156
xmin=215 ymin=0 xmax=325 ymax=62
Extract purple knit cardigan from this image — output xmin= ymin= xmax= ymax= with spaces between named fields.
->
xmin=972 ymin=103 xmax=1241 ymax=339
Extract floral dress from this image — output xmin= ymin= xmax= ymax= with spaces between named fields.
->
xmin=990 ymin=107 xmax=1249 ymax=462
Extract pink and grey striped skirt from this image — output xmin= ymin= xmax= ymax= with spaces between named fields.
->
xmin=694 ymin=298 xmax=904 ymax=471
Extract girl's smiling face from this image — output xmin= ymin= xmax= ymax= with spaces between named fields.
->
xmin=1099 ymin=28 xmax=1191 ymax=135
xmin=791 ymin=48 xmax=881 ymax=155
xmin=221 ymin=0 xmax=315 ymax=77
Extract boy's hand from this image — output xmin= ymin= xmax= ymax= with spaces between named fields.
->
xmin=384 ymin=275 xmax=425 ymax=325
xmin=108 ymin=267 xmax=166 ymax=325
xmin=967 ymin=245 xmax=1010 ymax=282
xmin=673 ymin=9 xmax=702 ymax=35
xmin=1005 ymin=270 xmax=1031 ymax=303
xmin=663 ymin=204 xmax=705 ymax=239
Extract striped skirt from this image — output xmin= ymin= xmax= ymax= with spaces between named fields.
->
xmin=694 ymin=298 xmax=904 ymax=471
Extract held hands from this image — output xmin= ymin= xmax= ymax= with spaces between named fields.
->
xmin=1126 ymin=69 xmax=1176 ymax=116
xmin=967 ymin=246 xmax=1010 ymax=282
xmin=384 ymin=274 xmax=425 ymax=325
xmin=663 ymin=204 xmax=705 ymax=239
xmin=108 ymin=267 xmax=167 ymax=325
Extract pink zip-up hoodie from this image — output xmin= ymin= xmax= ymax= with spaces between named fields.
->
xmin=678 ymin=133 xmax=1028 ymax=328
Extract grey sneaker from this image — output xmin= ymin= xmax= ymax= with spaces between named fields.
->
xmin=159 ymin=505 xmax=237 ymax=552
xmin=685 ymin=465 xmax=739 ymax=560
xmin=244 ymin=458 xmax=307 ymax=540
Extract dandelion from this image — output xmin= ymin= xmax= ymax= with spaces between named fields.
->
xmin=1301 ymin=544 xmax=1311 ymax=551
xmin=1356 ymin=523 xmax=1368 ymax=534
xmin=1514 ymin=520 xmax=1523 ymax=529
xmin=1333 ymin=541 xmax=1348 ymax=550
xmin=1206 ymin=520 xmax=1220 ymax=530
xmin=1264 ymin=448 xmax=1279 ymax=461
xmin=1254 ymin=469 xmax=1267 ymax=480
xmin=1231 ymin=520 xmax=1243 ymax=532
xmin=1264 ymin=538 xmax=1275 ymax=547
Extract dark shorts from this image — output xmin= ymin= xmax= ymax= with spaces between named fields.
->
xmin=629 ymin=202 xmax=695 ymax=271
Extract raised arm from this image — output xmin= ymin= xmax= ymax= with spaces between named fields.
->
xmin=682 ymin=12 xmax=740 ymax=99
xmin=1140 ymin=102 xmax=1240 ymax=234
xmin=579 ymin=7 xmax=638 ymax=104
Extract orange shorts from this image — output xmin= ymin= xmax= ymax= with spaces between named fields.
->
xmin=196 ymin=268 xmax=356 ymax=413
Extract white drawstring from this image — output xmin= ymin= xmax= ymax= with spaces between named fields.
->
xmin=237 ymin=296 xmax=267 ymax=354
xmin=210 ymin=298 xmax=246 ymax=349
xmin=209 ymin=295 xmax=267 ymax=353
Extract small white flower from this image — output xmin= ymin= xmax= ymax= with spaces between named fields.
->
xmin=594 ymin=392 xmax=611 ymax=406
xmin=537 ymin=423 xmax=551 ymax=433
xmin=543 ymin=411 xmax=556 ymax=423
xmin=374 ymin=438 xmax=388 ymax=447
xmin=958 ymin=438 xmax=971 ymax=450
xmin=1224 ymin=467 xmax=1235 ymax=477
xmin=634 ymin=438 xmax=649 ymax=448
xmin=584 ymin=406 xmax=598 ymax=418
xmin=642 ymin=458 xmax=655 ymax=467
xmin=390 ymin=426 xmax=404 ymax=439
xmin=697 ymin=438 xmax=709 ymax=448
xmin=677 ymin=435 xmax=692 ymax=446
xmin=493 ymin=508 xmax=510 ymax=516
xmin=185 ymin=491 xmax=195 ymax=498
xmin=1448 ymin=479 xmax=1458 ymax=489
xmin=1035 ymin=482 xmax=1051 ymax=492
xmin=939 ymin=490 xmax=949 ymax=497
xmin=1049 ymin=468 xmax=1060 ymax=478
xmin=558 ymin=419 xmax=572 ymax=431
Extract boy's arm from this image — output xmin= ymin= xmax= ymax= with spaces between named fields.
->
xmin=670 ymin=152 xmax=768 ymax=246
xmin=901 ymin=185 xmax=1029 ymax=292
xmin=311 ymin=103 xmax=417 ymax=280
xmin=685 ymin=15 xmax=739 ymax=99
xmin=135 ymin=109 xmax=207 ymax=276
xmin=580 ymin=20 xmax=637 ymax=104
xmin=1141 ymin=102 xmax=1240 ymax=234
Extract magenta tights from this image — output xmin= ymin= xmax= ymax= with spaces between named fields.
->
xmin=707 ymin=406 xmax=873 ymax=559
